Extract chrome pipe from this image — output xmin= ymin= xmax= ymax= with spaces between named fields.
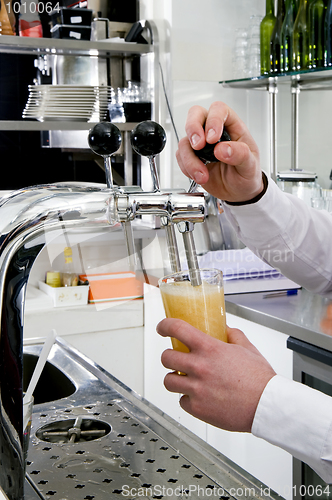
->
xmin=0 ymin=182 xmax=114 ymax=499
xmin=0 ymin=181 xmax=207 ymax=499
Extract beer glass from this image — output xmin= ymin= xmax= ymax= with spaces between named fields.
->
xmin=158 ymin=268 xmax=227 ymax=353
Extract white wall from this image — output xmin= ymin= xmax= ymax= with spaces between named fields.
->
xmin=277 ymin=85 xmax=332 ymax=188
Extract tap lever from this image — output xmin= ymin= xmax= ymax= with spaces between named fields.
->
xmin=88 ymin=122 xmax=122 ymax=189
xmin=188 ymin=128 xmax=231 ymax=198
xmin=88 ymin=122 xmax=137 ymax=270
xmin=131 ymin=121 xmax=166 ymax=191
xmin=188 ymin=179 xmax=198 ymax=193
xmin=162 ymin=219 xmax=181 ymax=273
xmin=194 ymin=127 xmax=231 ymax=164
xmin=177 ymin=221 xmax=202 ymax=287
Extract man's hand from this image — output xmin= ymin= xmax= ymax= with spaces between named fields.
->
xmin=176 ymin=101 xmax=263 ymax=203
xmin=157 ymin=318 xmax=276 ymax=432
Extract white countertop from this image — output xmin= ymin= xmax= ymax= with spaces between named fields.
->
xmin=24 ymin=284 xmax=144 ymax=342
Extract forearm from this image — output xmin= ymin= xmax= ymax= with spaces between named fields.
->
xmin=222 ymin=176 xmax=332 ymax=296
xmin=252 ymin=375 xmax=332 ymax=484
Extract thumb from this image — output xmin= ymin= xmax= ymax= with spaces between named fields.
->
xmin=226 ymin=326 xmax=261 ymax=356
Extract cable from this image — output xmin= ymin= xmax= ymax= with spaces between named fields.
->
xmin=159 ymin=62 xmax=180 ymax=144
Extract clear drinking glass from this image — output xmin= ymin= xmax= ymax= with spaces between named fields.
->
xmin=233 ymin=28 xmax=249 ymax=78
xmin=158 ymin=268 xmax=227 ymax=354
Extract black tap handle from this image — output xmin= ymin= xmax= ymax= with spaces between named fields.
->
xmin=131 ymin=120 xmax=166 ymax=157
xmin=88 ymin=122 xmax=122 ymax=157
xmin=194 ymin=128 xmax=231 ymax=163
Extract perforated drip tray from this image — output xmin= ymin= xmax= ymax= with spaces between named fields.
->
xmin=24 ymin=340 xmax=281 ymax=500
xmin=27 ymin=401 xmax=233 ymax=500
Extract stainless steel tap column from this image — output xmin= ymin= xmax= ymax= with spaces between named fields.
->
xmin=0 ymin=121 xmax=208 ymax=499
xmin=269 ymin=78 xmax=278 ymax=182
xmin=130 ymin=121 xmax=182 ymax=274
xmin=291 ymin=78 xmax=300 ymax=171
xmin=88 ymin=122 xmax=137 ymax=272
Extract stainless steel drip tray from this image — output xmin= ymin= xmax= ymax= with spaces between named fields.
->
xmin=24 ymin=338 xmax=281 ymax=500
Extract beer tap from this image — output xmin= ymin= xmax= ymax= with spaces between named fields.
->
xmin=183 ymin=127 xmax=232 ymax=284
xmin=88 ymin=122 xmax=137 ymax=271
xmin=88 ymin=122 xmax=122 ymax=191
xmin=88 ymin=120 xmax=208 ymax=283
xmin=188 ymin=127 xmax=231 ymax=195
xmin=130 ymin=121 xmax=181 ymax=274
xmin=130 ymin=120 xmax=166 ymax=193
xmin=131 ymin=121 xmax=204 ymax=285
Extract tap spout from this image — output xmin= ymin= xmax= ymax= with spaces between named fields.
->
xmin=116 ymin=191 xmax=206 ymax=224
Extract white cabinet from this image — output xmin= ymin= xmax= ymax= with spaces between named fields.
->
xmin=208 ymin=313 xmax=293 ymax=500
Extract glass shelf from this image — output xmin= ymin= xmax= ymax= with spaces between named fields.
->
xmin=221 ymin=66 xmax=332 ymax=91
xmin=0 ymin=35 xmax=152 ymax=57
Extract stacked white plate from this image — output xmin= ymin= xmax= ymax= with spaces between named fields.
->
xmin=22 ymin=85 xmax=113 ymax=122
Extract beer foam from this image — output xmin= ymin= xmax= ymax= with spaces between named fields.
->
xmin=160 ymin=281 xmax=218 ymax=297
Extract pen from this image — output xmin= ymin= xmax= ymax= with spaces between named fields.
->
xmin=263 ymin=289 xmax=298 ymax=299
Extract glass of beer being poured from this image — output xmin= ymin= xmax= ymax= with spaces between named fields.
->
xmin=158 ymin=268 xmax=227 ymax=355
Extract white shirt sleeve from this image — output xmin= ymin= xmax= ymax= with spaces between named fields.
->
xmin=252 ymin=375 xmax=332 ymax=484
xmin=222 ymin=176 xmax=332 ymax=296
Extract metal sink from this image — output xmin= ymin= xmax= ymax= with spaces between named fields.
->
xmin=23 ymin=338 xmax=281 ymax=500
xmin=23 ymin=353 xmax=76 ymax=405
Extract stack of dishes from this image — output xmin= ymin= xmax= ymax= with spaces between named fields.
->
xmin=22 ymin=85 xmax=113 ymax=122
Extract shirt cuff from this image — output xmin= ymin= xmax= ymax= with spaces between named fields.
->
xmin=252 ymin=375 xmax=332 ymax=484
xmin=221 ymin=175 xmax=293 ymax=244
xmin=224 ymin=172 xmax=268 ymax=206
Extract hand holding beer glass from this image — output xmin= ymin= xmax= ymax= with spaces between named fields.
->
xmin=158 ymin=269 xmax=227 ymax=358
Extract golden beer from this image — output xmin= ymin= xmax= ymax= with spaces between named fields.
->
xmin=159 ymin=269 xmax=227 ymax=353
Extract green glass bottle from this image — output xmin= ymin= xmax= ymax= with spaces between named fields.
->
xmin=308 ymin=0 xmax=325 ymax=67
xmin=281 ymin=0 xmax=298 ymax=71
xmin=324 ymin=0 xmax=332 ymax=66
xmin=260 ymin=0 xmax=276 ymax=74
xmin=293 ymin=0 xmax=310 ymax=70
xmin=270 ymin=0 xmax=286 ymax=72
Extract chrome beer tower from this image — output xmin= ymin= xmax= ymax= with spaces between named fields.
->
xmin=0 ymin=120 xmax=207 ymax=499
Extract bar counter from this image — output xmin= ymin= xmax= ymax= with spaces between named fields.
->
xmin=225 ymin=288 xmax=332 ymax=353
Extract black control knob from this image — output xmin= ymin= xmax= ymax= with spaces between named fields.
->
xmin=131 ymin=120 xmax=166 ymax=157
xmin=194 ymin=128 xmax=231 ymax=163
xmin=88 ymin=122 xmax=122 ymax=157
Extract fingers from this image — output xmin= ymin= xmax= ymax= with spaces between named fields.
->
xmin=184 ymin=101 xmax=254 ymax=148
xmin=226 ymin=326 xmax=263 ymax=356
xmin=176 ymin=137 xmax=209 ymax=185
xmin=214 ymin=140 xmax=256 ymax=176
xmin=161 ymin=347 xmax=190 ymax=373
xmin=207 ymin=102 xmax=257 ymax=150
xmin=185 ymin=105 xmax=209 ymax=149
xmin=157 ymin=318 xmax=212 ymax=353
xmin=185 ymin=102 xmax=230 ymax=147
xmin=163 ymin=371 xmax=192 ymax=394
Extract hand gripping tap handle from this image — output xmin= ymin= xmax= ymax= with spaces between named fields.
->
xmin=181 ymin=129 xmax=231 ymax=285
xmin=88 ymin=122 xmax=137 ymax=271
xmin=185 ymin=127 xmax=231 ymax=285
xmin=189 ymin=127 xmax=231 ymax=193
